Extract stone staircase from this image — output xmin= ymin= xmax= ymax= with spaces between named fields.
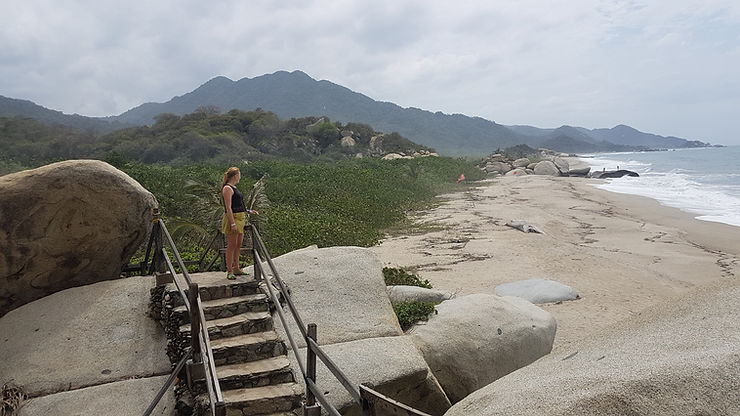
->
xmin=153 ymin=270 xmax=302 ymax=415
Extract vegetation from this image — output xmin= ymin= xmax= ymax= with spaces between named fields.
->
xmin=0 ymin=109 xmax=433 ymax=170
xmin=383 ymin=267 xmax=432 ymax=288
xmin=393 ymin=301 xmax=437 ymax=330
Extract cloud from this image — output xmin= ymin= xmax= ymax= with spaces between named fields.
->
xmin=1 ymin=0 xmax=739 ymax=144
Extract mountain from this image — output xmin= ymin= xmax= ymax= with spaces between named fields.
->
xmin=0 ymin=95 xmax=130 ymax=133
xmin=3 ymin=70 xmax=712 ymax=156
xmin=113 ymin=70 xmax=529 ymax=156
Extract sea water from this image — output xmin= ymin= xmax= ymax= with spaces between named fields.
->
xmin=579 ymin=146 xmax=740 ymax=227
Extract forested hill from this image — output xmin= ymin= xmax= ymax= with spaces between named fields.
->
xmin=112 ymin=70 xmax=529 ymax=156
xmin=0 ymin=109 xmax=432 ymax=171
xmin=0 ymin=95 xmax=129 ymax=133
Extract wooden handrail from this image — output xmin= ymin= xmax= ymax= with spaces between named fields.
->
xmin=147 ymin=218 xmax=224 ymax=416
xmin=143 ymin=347 xmax=193 ymax=416
xmin=249 ymin=223 xmax=429 ymax=416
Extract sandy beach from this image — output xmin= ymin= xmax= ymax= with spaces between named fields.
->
xmin=371 ymin=165 xmax=740 ymax=351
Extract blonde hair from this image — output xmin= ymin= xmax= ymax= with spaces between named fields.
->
xmin=222 ymin=167 xmax=240 ymax=187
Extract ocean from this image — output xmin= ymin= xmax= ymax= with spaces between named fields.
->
xmin=579 ymin=146 xmax=740 ymax=228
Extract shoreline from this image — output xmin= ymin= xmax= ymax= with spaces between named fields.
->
xmin=370 ymin=173 xmax=740 ymax=351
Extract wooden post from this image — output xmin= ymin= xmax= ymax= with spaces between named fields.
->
xmin=188 ymin=282 xmax=201 ymax=362
xmin=304 ymin=323 xmax=321 ymax=416
xmin=250 ymin=221 xmax=260 ymax=282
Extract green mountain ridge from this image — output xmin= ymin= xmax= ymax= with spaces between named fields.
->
xmin=1 ymin=70 xmax=714 ymax=156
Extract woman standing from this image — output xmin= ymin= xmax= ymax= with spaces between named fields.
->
xmin=221 ymin=167 xmax=257 ymax=280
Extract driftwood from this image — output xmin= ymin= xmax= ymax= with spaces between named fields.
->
xmin=505 ymin=221 xmax=544 ymax=234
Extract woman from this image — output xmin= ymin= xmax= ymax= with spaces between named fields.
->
xmin=221 ymin=167 xmax=258 ymax=280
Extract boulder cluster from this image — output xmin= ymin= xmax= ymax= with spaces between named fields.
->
xmin=477 ymin=149 xmax=590 ymax=177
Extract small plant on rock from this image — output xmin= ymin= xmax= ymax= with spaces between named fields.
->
xmin=382 ymin=267 xmax=432 ymax=288
xmin=393 ymin=301 xmax=437 ymax=330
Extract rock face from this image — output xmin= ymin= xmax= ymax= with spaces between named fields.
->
xmin=445 ymin=278 xmax=740 ymax=416
xmin=494 ymin=278 xmax=579 ymax=304
xmin=270 ymin=246 xmax=403 ymax=348
xmin=387 ymin=285 xmax=453 ymax=305
xmin=0 ymin=160 xmax=157 ymax=317
xmin=0 ymin=275 xmax=170 ymax=397
xmin=484 ymin=162 xmax=511 ymax=174
xmin=533 ymin=160 xmax=561 ymax=176
xmin=512 ymin=158 xmax=531 ymax=168
xmin=289 ymin=336 xmax=451 ymax=416
xmin=409 ymin=294 xmax=556 ymax=403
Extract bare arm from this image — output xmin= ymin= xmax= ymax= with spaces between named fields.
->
xmin=222 ymin=186 xmax=237 ymax=232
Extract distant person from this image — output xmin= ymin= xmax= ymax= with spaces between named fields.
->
xmin=221 ymin=167 xmax=258 ymax=280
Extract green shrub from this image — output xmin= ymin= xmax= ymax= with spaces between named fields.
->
xmin=393 ymin=301 xmax=436 ymax=330
xmin=383 ymin=267 xmax=432 ymax=288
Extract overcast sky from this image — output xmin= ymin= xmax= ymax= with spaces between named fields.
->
xmin=2 ymin=1 xmax=739 ymax=145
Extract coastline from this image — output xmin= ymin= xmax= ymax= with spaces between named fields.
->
xmin=370 ymin=173 xmax=740 ymax=351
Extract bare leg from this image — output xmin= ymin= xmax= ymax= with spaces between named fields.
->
xmin=232 ymin=232 xmax=244 ymax=271
xmin=226 ymin=232 xmax=239 ymax=273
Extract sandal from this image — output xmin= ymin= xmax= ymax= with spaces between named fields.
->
xmin=226 ymin=272 xmax=236 ymax=280
xmin=233 ymin=269 xmax=245 ymax=276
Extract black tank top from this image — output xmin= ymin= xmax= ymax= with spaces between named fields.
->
xmin=225 ymin=185 xmax=246 ymax=213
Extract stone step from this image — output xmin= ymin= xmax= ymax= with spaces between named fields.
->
xmin=220 ymin=383 xmax=303 ymax=415
xmin=195 ymin=356 xmax=294 ymax=392
xmin=210 ymin=331 xmax=287 ymax=366
xmin=164 ymin=272 xmax=262 ymax=306
xmin=171 ymin=293 xmax=269 ymax=325
xmin=179 ymin=311 xmax=272 ymax=340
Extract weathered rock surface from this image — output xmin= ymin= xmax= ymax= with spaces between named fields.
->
xmin=18 ymin=375 xmax=175 ymax=416
xmin=289 ymin=336 xmax=451 ymax=416
xmin=0 ymin=275 xmax=170 ymax=397
xmin=512 ymin=158 xmax=531 ymax=168
xmin=445 ymin=278 xmax=740 ymax=416
xmin=409 ymin=294 xmax=556 ymax=403
xmin=484 ymin=161 xmax=511 ymax=174
xmin=590 ymin=169 xmax=640 ymax=179
xmin=0 ymin=160 xmax=157 ymax=317
xmin=533 ymin=160 xmax=561 ymax=176
xmin=270 ymin=246 xmax=402 ymax=348
xmin=566 ymin=167 xmax=591 ymax=177
xmin=504 ymin=168 xmax=528 ymax=176
xmin=494 ymin=278 xmax=579 ymax=304
xmin=387 ymin=285 xmax=453 ymax=305
xmin=552 ymin=157 xmax=569 ymax=173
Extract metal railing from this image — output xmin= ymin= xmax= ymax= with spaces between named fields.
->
xmin=144 ymin=209 xmax=225 ymax=416
xmin=248 ymin=222 xmax=432 ymax=416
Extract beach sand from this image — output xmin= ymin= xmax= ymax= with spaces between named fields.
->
xmin=371 ymin=167 xmax=740 ymax=351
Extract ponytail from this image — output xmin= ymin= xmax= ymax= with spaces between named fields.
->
xmin=222 ymin=167 xmax=240 ymax=187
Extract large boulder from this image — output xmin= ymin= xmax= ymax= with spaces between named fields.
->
xmin=409 ymin=294 xmax=556 ymax=403
xmin=387 ymin=285 xmax=453 ymax=305
xmin=533 ymin=160 xmax=561 ymax=176
xmin=0 ymin=160 xmax=157 ymax=317
xmin=552 ymin=157 xmax=569 ymax=172
xmin=0 ymin=275 xmax=170 ymax=397
xmin=484 ymin=161 xmax=511 ymax=174
xmin=289 ymin=336 xmax=451 ymax=416
xmin=512 ymin=158 xmax=531 ymax=168
xmin=445 ymin=278 xmax=740 ymax=416
xmin=270 ymin=246 xmax=402 ymax=348
xmin=494 ymin=278 xmax=579 ymax=304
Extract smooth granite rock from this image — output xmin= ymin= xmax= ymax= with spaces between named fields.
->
xmin=0 ymin=160 xmax=157 ymax=317
xmin=19 ymin=375 xmax=175 ymax=416
xmin=270 ymin=246 xmax=402 ymax=348
xmin=288 ymin=336 xmax=451 ymax=416
xmin=387 ymin=285 xmax=453 ymax=305
xmin=445 ymin=278 xmax=740 ymax=416
xmin=410 ymin=294 xmax=556 ymax=403
xmin=0 ymin=275 xmax=170 ymax=397
xmin=533 ymin=160 xmax=560 ymax=176
xmin=494 ymin=278 xmax=579 ymax=304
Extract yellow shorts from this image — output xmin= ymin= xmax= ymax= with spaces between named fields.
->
xmin=221 ymin=212 xmax=246 ymax=235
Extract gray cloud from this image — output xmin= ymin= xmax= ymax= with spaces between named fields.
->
xmin=1 ymin=0 xmax=739 ymax=144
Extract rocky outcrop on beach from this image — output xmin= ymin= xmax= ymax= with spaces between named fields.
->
xmin=0 ymin=160 xmax=157 ymax=317
xmin=387 ymin=285 xmax=454 ymax=305
xmin=477 ymin=149 xmax=583 ymax=177
xmin=268 ymin=246 xmax=451 ymax=415
xmin=444 ymin=277 xmax=740 ymax=416
xmin=409 ymin=294 xmax=556 ymax=403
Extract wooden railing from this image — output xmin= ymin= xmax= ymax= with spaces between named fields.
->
xmin=248 ymin=223 xmax=432 ymax=416
xmin=144 ymin=209 xmax=225 ymax=416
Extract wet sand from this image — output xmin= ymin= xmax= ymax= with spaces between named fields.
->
xmin=370 ymin=170 xmax=740 ymax=351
